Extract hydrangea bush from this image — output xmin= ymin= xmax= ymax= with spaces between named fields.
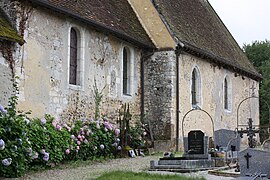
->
xmin=0 ymin=92 xmax=32 ymax=177
xmin=0 ymin=102 xmax=121 ymax=178
xmin=0 ymin=97 xmax=122 ymax=178
xmin=0 ymin=80 xmax=144 ymax=178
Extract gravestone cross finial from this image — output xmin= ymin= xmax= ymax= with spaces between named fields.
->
xmin=244 ymin=153 xmax=252 ymax=169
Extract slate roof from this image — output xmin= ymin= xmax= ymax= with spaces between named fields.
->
xmin=153 ymin=0 xmax=261 ymax=80
xmin=30 ymin=0 xmax=155 ymax=49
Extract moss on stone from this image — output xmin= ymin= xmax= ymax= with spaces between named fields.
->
xmin=0 ymin=17 xmax=24 ymax=44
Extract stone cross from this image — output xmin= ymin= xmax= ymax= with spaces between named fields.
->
xmin=244 ymin=153 xmax=252 ymax=169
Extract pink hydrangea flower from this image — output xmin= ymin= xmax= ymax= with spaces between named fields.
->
xmin=56 ymin=124 xmax=62 ymax=131
xmin=71 ymin=135 xmax=75 ymax=139
xmin=84 ymin=139 xmax=88 ymax=143
xmin=52 ymin=120 xmax=57 ymax=128
xmin=86 ymin=130 xmax=91 ymax=136
xmin=77 ymin=141 xmax=81 ymax=145
xmin=65 ymin=149 xmax=70 ymax=155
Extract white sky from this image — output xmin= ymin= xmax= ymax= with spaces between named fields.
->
xmin=208 ymin=0 xmax=270 ymax=47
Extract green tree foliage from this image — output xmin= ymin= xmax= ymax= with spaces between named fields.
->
xmin=243 ymin=40 xmax=270 ymax=126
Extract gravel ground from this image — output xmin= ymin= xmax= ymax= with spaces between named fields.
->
xmin=3 ymin=156 xmax=236 ymax=180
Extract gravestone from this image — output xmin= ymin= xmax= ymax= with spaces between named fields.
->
xmin=188 ymin=130 xmax=204 ymax=154
xmin=239 ymin=148 xmax=270 ymax=178
xmin=215 ymin=129 xmax=240 ymax=151
xmin=183 ymin=130 xmax=209 ymax=159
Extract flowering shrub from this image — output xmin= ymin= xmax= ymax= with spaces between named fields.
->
xmin=0 ymin=81 xmax=142 ymax=178
xmin=27 ymin=115 xmax=75 ymax=167
xmin=0 ymin=94 xmax=32 ymax=177
xmin=0 ymin=105 xmax=121 ymax=178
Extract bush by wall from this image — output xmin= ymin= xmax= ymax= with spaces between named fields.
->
xmin=0 ymin=98 xmax=121 ymax=178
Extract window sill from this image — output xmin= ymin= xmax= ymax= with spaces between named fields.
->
xmin=224 ymin=109 xmax=232 ymax=114
xmin=68 ymin=84 xmax=83 ymax=91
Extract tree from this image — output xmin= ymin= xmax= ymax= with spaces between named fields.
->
xmin=243 ymin=40 xmax=270 ymax=126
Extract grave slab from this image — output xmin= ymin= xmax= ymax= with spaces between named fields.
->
xmin=239 ymin=148 xmax=270 ymax=178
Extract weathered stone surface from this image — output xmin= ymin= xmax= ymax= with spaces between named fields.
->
xmin=0 ymin=4 xmax=142 ymax=123
xmin=215 ymin=129 xmax=241 ymax=151
xmin=239 ymin=148 xmax=270 ymax=178
xmin=144 ymin=51 xmax=176 ymax=140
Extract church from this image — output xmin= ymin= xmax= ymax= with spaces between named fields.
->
xmin=0 ymin=0 xmax=261 ymax=150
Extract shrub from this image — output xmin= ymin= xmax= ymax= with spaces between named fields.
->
xmin=0 ymin=83 xmax=32 ymax=177
xmin=0 ymin=80 xmax=142 ymax=178
xmin=28 ymin=115 xmax=75 ymax=167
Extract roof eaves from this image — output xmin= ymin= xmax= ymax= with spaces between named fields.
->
xmin=30 ymin=0 xmax=155 ymax=49
xmin=179 ymin=42 xmax=263 ymax=81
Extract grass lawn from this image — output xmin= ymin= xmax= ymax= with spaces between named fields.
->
xmin=95 ymin=171 xmax=205 ymax=180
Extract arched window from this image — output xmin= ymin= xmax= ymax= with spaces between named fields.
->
xmin=191 ymin=67 xmax=201 ymax=107
xmin=224 ymin=76 xmax=232 ymax=111
xmin=69 ymin=28 xmax=79 ymax=85
xmin=123 ymin=47 xmax=131 ymax=95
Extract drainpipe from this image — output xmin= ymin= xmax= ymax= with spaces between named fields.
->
xmin=175 ymin=45 xmax=183 ymax=152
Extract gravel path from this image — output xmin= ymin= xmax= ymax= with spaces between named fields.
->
xmin=5 ymin=156 xmax=236 ymax=180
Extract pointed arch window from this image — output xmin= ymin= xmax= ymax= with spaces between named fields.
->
xmin=123 ymin=47 xmax=131 ymax=95
xmin=69 ymin=27 xmax=79 ymax=85
xmin=191 ymin=67 xmax=201 ymax=107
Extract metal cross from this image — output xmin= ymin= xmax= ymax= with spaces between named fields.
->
xmin=244 ymin=153 xmax=252 ymax=169
xmin=238 ymin=118 xmax=260 ymax=148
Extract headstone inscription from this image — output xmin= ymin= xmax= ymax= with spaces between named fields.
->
xmin=188 ymin=130 xmax=204 ymax=154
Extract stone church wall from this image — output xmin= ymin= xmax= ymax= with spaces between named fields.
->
xmin=178 ymin=53 xmax=259 ymax=150
xmin=0 ymin=0 xmax=21 ymax=107
xmin=144 ymin=51 xmax=259 ymax=151
xmin=144 ymin=50 xmax=177 ymax=142
xmin=14 ymin=6 xmax=142 ymax=123
xmin=0 ymin=57 xmax=13 ymax=107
